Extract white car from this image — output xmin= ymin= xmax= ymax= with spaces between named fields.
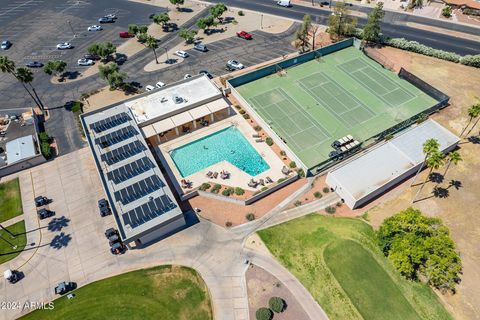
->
xmin=226 ymin=59 xmax=244 ymax=70
xmin=104 ymin=13 xmax=117 ymax=19
xmin=155 ymin=81 xmax=166 ymax=88
xmin=57 ymin=42 xmax=73 ymax=50
xmin=145 ymin=85 xmax=155 ymax=92
xmin=88 ymin=25 xmax=103 ymax=31
xmin=183 ymin=74 xmax=192 ymax=79
xmin=77 ymin=58 xmax=94 ymax=66
xmin=175 ymin=50 xmax=189 ymax=58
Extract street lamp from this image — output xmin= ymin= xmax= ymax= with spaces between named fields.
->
xmin=261 ymin=14 xmax=264 ymax=29
xmin=0 ymin=234 xmax=17 ymax=250
xmin=164 ymin=47 xmax=170 ymax=64
xmin=67 ymin=20 xmax=76 ymax=38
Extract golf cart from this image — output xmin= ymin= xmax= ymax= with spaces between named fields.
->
xmin=4 ymin=269 xmax=21 ymax=284
xmin=54 ymin=281 xmax=75 ymax=295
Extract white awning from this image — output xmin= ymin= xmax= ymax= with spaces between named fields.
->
xmin=206 ymin=99 xmax=229 ymax=113
xmin=153 ymin=118 xmax=176 ymax=133
xmin=171 ymin=112 xmax=194 ymax=127
xmin=189 ymin=105 xmax=211 ymax=119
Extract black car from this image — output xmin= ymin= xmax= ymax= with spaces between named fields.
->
xmin=98 ymin=17 xmax=115 ymax=23
xmin=54 ymin=281 xmax=75 ymax=295
xmin=1 ymin=40 xmax=12 ymax=50
xmin=110 ymin=242 xmax=126 ymax=255
xmin=98 ymin=198 xmax=111 ymax=217
xmin=37 ymin=208 xmax=55 ymax=220
xmin=199 ymin=70 xmax=213 ymax=79
xmin=105 ymin=228 xmax=119 ymax=239
xmin=25 ymin=61 xmax=44 ymax=68
xmin=320 ymin=1 xmax=329 ymax=5
xmin=84 ymin=54 xmax=100 ymax=61
xmin=34 ymin=196 xmax=49 ymax=207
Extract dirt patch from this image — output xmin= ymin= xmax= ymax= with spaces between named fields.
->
xmin=362 ymin=46 xmax=480 ymax=320
xmin=83 ymin=86 xmax=136 ymax=112
xmin=246 ymin=264 xmax=309 ymax=320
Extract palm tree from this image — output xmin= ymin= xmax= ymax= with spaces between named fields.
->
xmin=413 ymin=151 xmax=445 ymax=202
xmin=464 ymin=104 xmax=480 ymax=138
xmin=460 ymin=104 xmax=480 ymax=137
xmin=16 ymin=67 xmax=44 ymax=111
xmin=0 ymin=56 xmax=15 ymax=73
xmin=410 ymin=138 xmax=440 ymax=187
xmin=443 ymin=151 xmax=462 ymax=179
xmin=145 ymin=35 xmax=159 ymax=64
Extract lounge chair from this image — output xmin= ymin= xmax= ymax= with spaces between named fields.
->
xmin=282 ymin=166 xmax=290 ymax=175
xmin=213 ymin=172 xmax=218 ymax=179
xmin=266 ymin=176 xmax=273 ymax=183
xmin=255 ymin=138 xmax=263 ymax=142
xmin=248 ymin=179 xmax=258 ymax=188
xmin=220 ymin=171 xmax=229 ymax=179
xmin=259 ymin=179 xmax=265 ymax=186
xmin=252 ymin=134 xmax=261 ymax=138
xmin=206 ymin=171 xmax=213 ymax=178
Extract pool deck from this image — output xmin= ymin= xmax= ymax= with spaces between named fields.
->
xmin=157 ymin=114 xmax=285 ymax=192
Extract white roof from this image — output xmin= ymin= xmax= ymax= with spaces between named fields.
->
xmin=6 ymin=135 xmax=36 ymax=165
xmin=327 ymin=119 xmax=460 ymax=203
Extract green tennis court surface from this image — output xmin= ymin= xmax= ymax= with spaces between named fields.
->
xmin=236 ymin=46 xmax=437 ymax=170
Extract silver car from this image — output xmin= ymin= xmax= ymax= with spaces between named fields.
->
xmin=77 ymin=58 xmax=94 ymax=66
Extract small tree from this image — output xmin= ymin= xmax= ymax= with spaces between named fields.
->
xmin=255 ymin=307 xmax=272 ymax=320
xmin=462 ymin=103 xmax=480 ymax=137
xmin=246 ymin=213 xmax=255 ymax=221
xmin=128 ymin=24 xmax=139 ymax=35
xmin=443 ymin=151 xmax=462 ymax=180
xmin=197 ymin=15 xmax=217 ymax=33
xmin=99 ymin=62 xmax=127 ymax=89
xmin=327 ymin=2 xmax=357 ymax=40
xmin=442 ymin=6 xmax=452 ymax=18
xmin=269 ymin=297 xmax=285 ymax=313
xmin=210 ymin=3 xmax=228 ymax=21
xmin=170 ymin=0 xmax=185 ymax=10
xmin=88 ymin=42 xmax=116 ymax=61
xmin=145 ymin=35 xmax=159 ymax=64
xmin=235 ymin=187 xmax=245 ymax=196
xmin=178 ymin=28 xmax=197 ymax=43
xmin=41 ymin=142 xmax=52 ymax=158
xmin=153 ymin=12 xmax=170 ymax=27
xmin=410 ymin=138 xmax=440 ymax=186
xmin=295 ymin=14 xmax=312 ymax=52
xmin=43 ymin=60 xmax=67 ymax=79
xmin=361 ymin=2 xmax=385 ymax=43
xmin=413 ymin=150 xmax=445 ymax=202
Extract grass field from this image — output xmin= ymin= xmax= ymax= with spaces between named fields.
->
xmin=22 ymin=265 xmax=212 ymax=320
xmin=236 ymin=46 xmax=437 ymax=170
xmin=0 ymin=178 xmax=23 ymax=223
xmin=0 ymin=220 xmax=27 ymax=264
xmin=257 ymin=215 xmax=451 ymax=320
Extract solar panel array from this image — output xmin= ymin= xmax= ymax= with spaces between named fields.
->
xmin=90 ymin=112 xmax=130 ymax=134
xmin=101 ymin=140 xmax=146 ymax=165
xmin=114 ymin=175 xmax=165 ymax=205
xmin=107 ymin=157 xmax=155 ymax=184
xmin=121 ymin=195 xmax=177 ymax=228
xmin=95 ymin=126 xmax=138 ymax=149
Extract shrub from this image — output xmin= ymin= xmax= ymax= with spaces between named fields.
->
xmin=38 ymin=132 xmax=49 ymax=143
xmin=255 ymin=308 xmax=272 ymax=320
xmin=385 ymin=38 xmax=461 ymax=63
xmin=253 ymin=125 xmax=262 ymax=131
xmin=280 ymin=150 xmax=286 ymax=156
xmin=246 ymin=213 xmax=255 ymax=221
xmin=384 ymin=134 xmax=394 ymax=141
xmin=442 ymin=6 xmax=452 ymax=18
xmin=322 ymin=187 xmax=330 ymax=193
xmin=234 ymin=104 xmax=241 ymax=109
xmin=70 ymin=101 xmax=83 ymax=113
xmin=297 ymin=168 xmax=305 ymax=178
xmin=239 ymin=109 xmax=246 ymax=114
xmin=41 ymin=142 xmax=52 ymax=159
xmin=238 ymin=10 xmax=245 ymax=16
xmin=336 ymin=201 xmax=343 ymax=207
xmin=225 ymin=221 xmax=232 ymax=227
xmin=325 ymin=206 xmax=336 ymax=214
xmin=460 ymin=54 xmax=480 ymax=68
xmin=294 ymin=200 xmax=302 ymax=207
xmin=222 ymin=187 xmax=234 ymax=196
xmin=265 ymin=137 xmax=273 ymax=146
xmin=314 ymin=191 xmax=322 ymax=199
xmin=199 ymin=183 xmax=211 ymax=191
xmin=211 ymin=184 xmax=221 ymax=193
xmin=261 ymin=186 xmax=268 ymax=192
xmin=269 ymin=297 xmax=285 ymax=313
xmin=289 ymin=161 xmax=296 ymax=168
xmin=235 ymin=187 xmax=245 ymax=196
xmin=277 ymin=177 xmax=287 ymax=183
xmin=243 ymin=114 xmax=250 ymax=119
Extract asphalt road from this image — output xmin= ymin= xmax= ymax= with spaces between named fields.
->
xmin=210 ymin=0 xmax=480 ymax=55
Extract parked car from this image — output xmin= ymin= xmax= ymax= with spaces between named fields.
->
xmin=98 ymin=17 xmax=115 ymax=23
xmin=193 ymin=43 xmax=208 ymax=52
xmin=84 ymin=53 xmax=100 ymax=61
xmin=277 ymin=0 xmax=291 ymax=7
xmin=108 ymin=234 xmax=120 ymax=246
xmin=175 ymin=50 xmax=189 ymax=58
xmin=236 ymin=31 xmax=252 ymax=40
xmin=105 ymin=228 xmax=119 ymax=239
xmin=87 ymin=25 xmax=102 ymax=31
xmin=98 ymin=198 xmax=111 ymax=217
xmin=199 ymin=70 xmax=212 ymax=79
xmin=56 ymin=42 xmax=73 ymax=50
xmin=320 ymin=1 xmax=329 ymax=4
xmin=155 ymin=81 xmax=166 ymax=88
xmin=110 ymin=242 xmax=126 ymax=255
xmin=77 ymin=58 xmax=94 ymax=66
xmin=4 ymin=269 xmax=21 ymax=284
xmin=183 ymin=74 xmax=192 ymax=79
xmin=226 ymin=59 xmax=244 ymax=71
xmin=1 ymin=40 xmax=12 ymax=50
xmin=34 ymin=196 xmax=49 ymax=207
xmin=54 ymin=281 xmax=75 ymax=295
xmin=104 ymin=13 xmax=117 ymax=19
xmin=145 ymin=85 xmax=155 ymax=92
xmin=25 ymin=61 xmax=43 ymax=68
xmin=37 ymin=208 xmax=55 ymax=220
xmin=119 ymin=31 xmax=135 ymax=38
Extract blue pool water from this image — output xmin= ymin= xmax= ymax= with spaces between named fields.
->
xmin=170 ymin=126 xmax=270 ymax=177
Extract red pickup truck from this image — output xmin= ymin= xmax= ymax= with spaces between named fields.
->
xmin=236 ymin=31 xmax=252 ymax=40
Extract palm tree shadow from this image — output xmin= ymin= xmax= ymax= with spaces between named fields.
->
xmin=429 ymin=172 xmax=444 ymax=184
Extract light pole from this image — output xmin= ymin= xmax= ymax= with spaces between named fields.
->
xmin=67 ymin=20 xmax=76 ymax=38
xmin=0 ymin=234 xmax=17 ymax=250
xmin=261 ymin=14 xmax=263 ymax=29
xmin=164 ymin=47 xmax=170 ymax=63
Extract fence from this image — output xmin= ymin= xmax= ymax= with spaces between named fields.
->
xmin=398 ymin=68 xmax=450 ymax=108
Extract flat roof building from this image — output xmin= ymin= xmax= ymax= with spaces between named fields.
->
xmin=326 ymin=119 xmax=460 ymax=209
xmin=6 ymin=135 xmax=37 ymax=165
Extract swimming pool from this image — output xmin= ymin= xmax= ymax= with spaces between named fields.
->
xmin=170 ymin=126 xmax=270 ymax=177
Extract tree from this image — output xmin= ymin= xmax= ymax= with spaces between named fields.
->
xmin=327 ymin=2 xmax=357 ymax=40
xmin=442 ymin=6 xmax=452 ymax=18
xmin=16 ymin=67 xmax=44 ymax=110
xmin=88 ymin=42 xmax=117 ymax=61
xmin=295 ymin=14 xmax=312 ymax=53
xmin=377 ymin=208 xmax=461 ymax=292
xmin=361 ymin=2 xmax=385 ymax=43
xmin=129 ymin=24 xmax=148 ymax=42
xmin=268 ymin=297 xmax=285 ymax=313
xmin=210 ymin=3 xmax=228 ymax=21
xmin=99 ymin=62 xmax=127 ymax=89
xmin=178 ymin=28 xmax=197 ymax=43
xmin=463 ymin=103 xmax=480 ymax=138
xmin=196 ymin=15 xmax=216 ymax=33
xmin=170 ymin=0 xmax=185 ymax=10
xmin=128 ymin=24 xmax=139 ymax=35
xmin=255 ymin=308 xmax=273 ymax=320
xmin=43 ymin=60 xmax=67 ymax=79
xmin=145 ymin=35 xmax=159 ymax=64
xmin=410 ymin=0 xmax=423 ymax=9
xmin=413 ymin=150 xmax=445 ymax=202
xmin=410 ymin=138 xmax=440 ymax=187
xmin=153 ymin=12 xmax=170 ymax=27
xmin=443 ymin=151 xmax=462 ymax=179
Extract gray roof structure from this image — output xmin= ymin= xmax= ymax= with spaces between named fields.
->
xmin=81 ymin=104 xmax=183 ymax=243
xmin=326 ymin=119 xmax=460 ymax=209
xmin=6 ymin=135 xmax=37 ymax=165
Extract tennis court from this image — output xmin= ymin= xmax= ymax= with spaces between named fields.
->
xmin=236 ymin=46 xmax=437 ymax=170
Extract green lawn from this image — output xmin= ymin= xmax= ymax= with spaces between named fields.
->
xmin=0 ymin=178 xmax=23 ymax=223
xmin=0 ymin=220 xmax=27 ymax=264
xmin=258 ymin=215 xmax=451 ymax=320
xmin=21 ymin=265 xmax=213 ymax=320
